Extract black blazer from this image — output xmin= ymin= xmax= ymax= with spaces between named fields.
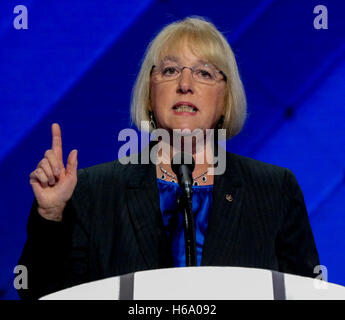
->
xmin=18 ymin=151 xmax=320 ymax=300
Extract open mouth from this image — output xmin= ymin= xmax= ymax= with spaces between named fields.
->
xmin=172 ymin=103 xmax=198 ymax=113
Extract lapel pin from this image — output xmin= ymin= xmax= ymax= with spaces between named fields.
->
xmin=225 ymin=194 xmax=233 ymax=202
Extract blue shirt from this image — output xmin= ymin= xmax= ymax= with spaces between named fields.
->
xmin=157 ymin=178 xmax=213 ymax=267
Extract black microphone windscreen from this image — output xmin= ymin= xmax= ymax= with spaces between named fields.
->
xmin=171 ymin=152 xmax=195 ymax=176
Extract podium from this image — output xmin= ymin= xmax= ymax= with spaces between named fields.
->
xmin=40 ymin=267 xmax=345 ymax=300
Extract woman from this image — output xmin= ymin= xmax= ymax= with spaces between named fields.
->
xmin=19 ymin=17 xmax=320 ymax=300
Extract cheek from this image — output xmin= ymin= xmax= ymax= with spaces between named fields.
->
xmin=205 ymin=87 xmax=226 ymax=113
xmin=150 ymin=83 xmax=169 ymax=110
xmin=149 ymin=83 xmax=157 ymax=109
xmin=218 ymin=89 xmax=226 ymax=112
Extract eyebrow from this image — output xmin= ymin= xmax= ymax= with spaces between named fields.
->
xmin=161 ymin=55 xmax=210 ymax=66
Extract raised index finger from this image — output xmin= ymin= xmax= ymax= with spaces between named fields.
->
xmin=51 ymin=123 xmax=63 ymax=167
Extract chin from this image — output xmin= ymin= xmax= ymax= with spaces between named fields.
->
xmin=171 ymin=121 xmax=200 ymax=132
xmin=173 ymin=125 xmax=199 ymax=133
xmin=159 ymin=120 xmax=208 ymax=135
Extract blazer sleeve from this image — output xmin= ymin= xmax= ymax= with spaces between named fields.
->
xmin=17 ymin=169 xmax=91 ymax=300
xmin=275 ymin=169 xmax=320 ymax=278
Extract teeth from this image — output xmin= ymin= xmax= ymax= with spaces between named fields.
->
xmin=174 ymin=105 xmax=197 ymax=113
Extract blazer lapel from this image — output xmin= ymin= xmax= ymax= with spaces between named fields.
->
xmin=201 ymin=152 xmax=245 ymax=266
xmin=125 ymin=161 xmax=173 ymax=270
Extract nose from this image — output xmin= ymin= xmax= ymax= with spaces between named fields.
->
xmin=177 ymin=68 xmax=194 ymax=94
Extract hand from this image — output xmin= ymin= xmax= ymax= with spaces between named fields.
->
xmin=29 ymin=123 xmax=78 ymax=221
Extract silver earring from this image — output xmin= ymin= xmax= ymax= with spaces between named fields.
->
xmin=149 ymin=111 xmax=157 ymax=129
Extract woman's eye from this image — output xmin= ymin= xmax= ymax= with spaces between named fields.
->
xmin=162 ymin=67 xmax=178 ymax=76
xmin=197 ymin=69 xmax=213 ymax=78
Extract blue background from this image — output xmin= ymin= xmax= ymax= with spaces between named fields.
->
xmin=1 ymin=0 xmax=344 ymax=299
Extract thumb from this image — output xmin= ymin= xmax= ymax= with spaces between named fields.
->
xmin=65 ymin=149 xmax=78 ymax=177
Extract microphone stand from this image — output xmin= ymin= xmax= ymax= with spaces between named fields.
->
xmin=172 ymin=152 xmax=197 ymax=267
xmin=178 ymin=188 xmax=197 ymax=267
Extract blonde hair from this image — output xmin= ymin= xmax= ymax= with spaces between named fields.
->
xmin=130 ymin=16 xmax=247 ymax=139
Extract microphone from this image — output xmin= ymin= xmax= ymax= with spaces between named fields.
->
xmin=171 ymin=152 xmax=195 ymax=200
xmin=171 ymin=152 xmax=196 ymax=266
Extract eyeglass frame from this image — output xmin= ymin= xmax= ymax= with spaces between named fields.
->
xmin=150 ymin=63 xmax=227 ymax=84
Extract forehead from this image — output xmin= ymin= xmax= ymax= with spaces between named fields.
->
xmin=158 ymin=41 xmax=210 ymax=65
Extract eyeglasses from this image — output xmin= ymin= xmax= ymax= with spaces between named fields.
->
xmin=151 ymin=62 xmax=227 ymax=85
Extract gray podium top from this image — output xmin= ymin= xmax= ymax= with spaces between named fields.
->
xmin=40 ymin=266 xmax=345 ymax=300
